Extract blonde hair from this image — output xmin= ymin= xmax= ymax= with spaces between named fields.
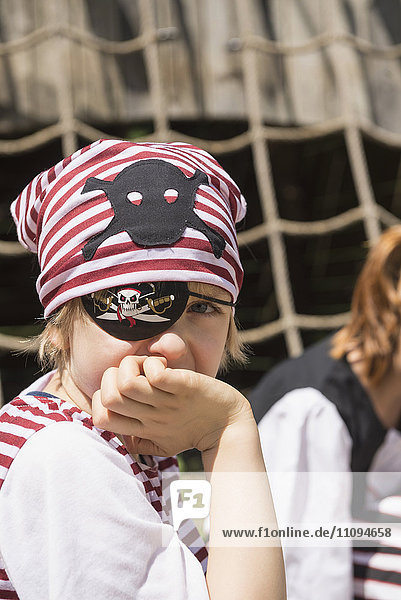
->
xmin=331 ymin=226 xmax=401 ymax=386
xmin=34 ymin=282 xmax=247 ymax=375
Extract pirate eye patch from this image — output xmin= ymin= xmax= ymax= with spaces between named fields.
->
xmin=81 ymin=282 xmax=235 ymax=341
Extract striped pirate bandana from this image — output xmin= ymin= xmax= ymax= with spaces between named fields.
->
xmin=11 ymin=139 xmax=246 ymax=317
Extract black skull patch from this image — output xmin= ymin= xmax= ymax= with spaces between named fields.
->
xmin=81 ymin=159 xmax=226 ymax=260
xmin=82 ymin=282 xmax=189 ymax=341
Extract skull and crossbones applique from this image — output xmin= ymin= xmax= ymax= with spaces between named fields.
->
xmin=109 ymin=285 xmax=170 ymax=328
xmin=116 ymin=288 xmax=141 ymax=326
xmin=80 ymin=159 xmax=226 ymax=261
xmin=114 ymin=286 xmax=177 ymax=327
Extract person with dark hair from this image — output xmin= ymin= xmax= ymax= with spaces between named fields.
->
xmin=250 ymin=226 xmax=401 ymax=600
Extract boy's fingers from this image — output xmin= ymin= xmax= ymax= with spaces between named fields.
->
xmin=92 ymin=389 xmax=146 ymax=436
xmin=145 ymin=360 xmax=203 ymax=394
xmin=118 ymin=355 xmax=148 ymax=376
xmin=117 ymin=355 xmax=170 ymax=401
xmin=143 ymin=356 xmax=168 ymax=383
xmin=101 ymin=366 xmax=156 ymax=416
xmin=116 ymin=359 xmax=156 ymax=405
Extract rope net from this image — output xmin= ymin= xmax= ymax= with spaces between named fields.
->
xmin=2 ymin=0 xmax=401 ymax=391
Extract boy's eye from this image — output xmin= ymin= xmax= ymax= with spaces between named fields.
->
xmin=188 ymin=301 xmax=216 ymax=314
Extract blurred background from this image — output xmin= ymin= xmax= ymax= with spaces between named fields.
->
xmin=2 ymin=0 xmax=401 ymax=413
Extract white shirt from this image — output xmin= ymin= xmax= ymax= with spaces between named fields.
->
xmin=258 ymin=387 xmax=401 ymax=600
xmin=0 ymin=383 xmax=209 ymax=600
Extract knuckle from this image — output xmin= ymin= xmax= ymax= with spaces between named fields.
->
xmin=117 ymin=368 xmax=144 ymax=398
xmin=101 ymin=390 xmax=117 ymax=410
xmin=117 ymin=373 xmax=134 ymax=397
xmin=102 ymin=365 xmax=118 ymax=380
xmin=181 ymin=369 xmax=199 ymax=389
xmin=100 ymin=366 xmax=118 ymax=393
xmin=120 ymin=354 xmax=144 ymax=375
xmin=119 ymin=354 xmax=132 ymax=367
xmin=92 ymin=411 xmax=109 ymax=430
xmin=152 ymin=414 xmax=169 ymax=427
xmin=100 ymin=374 xmax=123 ymax=411
xmin=92 ymin=394 xmax=111 ymax=429
xmin=130 ymin=420 xmax=144 ymax=437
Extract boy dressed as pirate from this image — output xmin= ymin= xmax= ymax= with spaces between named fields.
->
xmin=0 ymin=140 xmax=285 ymax=600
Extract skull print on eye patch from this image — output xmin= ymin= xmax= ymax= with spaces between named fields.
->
xmin=80 ymin=159 xmax=226 ymax=261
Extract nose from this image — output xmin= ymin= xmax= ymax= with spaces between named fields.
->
xmin=147 ymin=331 xmax=187 ymax=362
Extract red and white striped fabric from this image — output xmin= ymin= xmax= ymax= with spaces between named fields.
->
xmin=0 ymin=392 xmax=208 ymax=599
xmin=11 ymin=139 xmax=246 ymax=316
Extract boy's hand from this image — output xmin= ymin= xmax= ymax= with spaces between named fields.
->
xmin=91 ymin=355 xmax=252 ymax=456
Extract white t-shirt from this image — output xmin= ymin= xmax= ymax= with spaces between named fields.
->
xmin=0 ymin=377 xmax=209 ymax=600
